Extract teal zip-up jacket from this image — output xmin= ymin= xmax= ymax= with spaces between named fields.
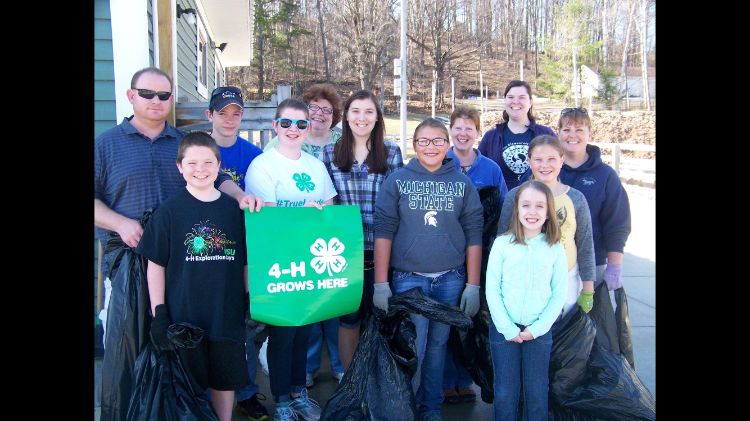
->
xmin=485 ymin=233 xmax=568 ymax=340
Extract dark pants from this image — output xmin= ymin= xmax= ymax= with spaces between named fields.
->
xmin=268 ymin=324 xmax=312 ymax=401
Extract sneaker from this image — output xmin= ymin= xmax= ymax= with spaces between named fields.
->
xmin=288 ymin=388 xmax=322 ymax=421
xmin=305 ymin=371 xmax=317 ymax=388
xmin=273 ymin=402 xmax=298 ymax=421
xmin=420 ymin=412 xmax=443 ymax=421
xmin=456 ymin=386 xmax=477 ymax=403
xmin=237 ymin=393 xmax=270 ymax=421
xmin=442 ymin=387 xmax=460 ymax=404
xmin=332 ymin=371 xmax=344 ymax=382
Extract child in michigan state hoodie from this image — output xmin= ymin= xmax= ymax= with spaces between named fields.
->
xmin=374 ymin=157 xmax=484 ymax=273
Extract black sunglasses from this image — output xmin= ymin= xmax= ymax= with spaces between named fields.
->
xmin=276 ymin=118 xmax=309 ymax=130
xmin=134 ymin=88 xmax=172 ymax=101
xmin=211 ymin=86 xmax=243 ymax=100
xmin=560 ymin=107 xmax=588 ymax=117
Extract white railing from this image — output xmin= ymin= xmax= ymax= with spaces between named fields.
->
xmin=591 ymin=142 xmax=655 ymax=187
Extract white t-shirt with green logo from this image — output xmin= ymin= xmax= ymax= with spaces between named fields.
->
xmin=244 ymin=147 xmax=337 ymax=207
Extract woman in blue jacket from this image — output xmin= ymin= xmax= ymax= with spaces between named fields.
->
xmin=478 ymin=80 xmax=555 ymax=190
xmin=557 ymin=107 xmax=631 ymax=293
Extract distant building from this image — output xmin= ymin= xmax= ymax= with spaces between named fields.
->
xmin=572 ymin=65 xmax=656 ymax=100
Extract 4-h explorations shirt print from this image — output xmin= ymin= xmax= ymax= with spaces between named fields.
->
xmin=244 ymin=205 xmax=364 ymax=326
xmin=184 ymin=220 xmax=238 ymax=262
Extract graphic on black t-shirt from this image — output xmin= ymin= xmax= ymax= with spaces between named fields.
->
xmin=502 ymin=144 xmax=529 ymax=175
xmin=183 ymin=220 xmax=237 ymax=261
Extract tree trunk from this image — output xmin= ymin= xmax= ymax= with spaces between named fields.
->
xmin=602 ymin=0 xmax=608 ymax=66
xmin=620 ymin=1 xmax=635 ymax=108
xmin=639 ymin=0 xmax=651 ymax=110
xmin=316 ymin=0 xmax=331 ymax=81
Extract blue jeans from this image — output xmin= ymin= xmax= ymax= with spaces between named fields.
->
xmin=443 ymin=348 xmax=473 ymax=388
xmin=489 ymin=321 xmax=552 ymax=421
xmin=392 ymin=267 xmax=466 ymax=416
xmin=235 ymin=324 xmax=260 ymax=401
xmin=306 ymin=317 xmax=344 ymax=374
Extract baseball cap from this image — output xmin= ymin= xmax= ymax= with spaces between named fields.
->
xmin=209 ymin=86 xmax=244 ymax=111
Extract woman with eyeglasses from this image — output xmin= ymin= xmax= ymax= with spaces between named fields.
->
xmin=243 ymin=97 xmax=336 ymax=421
xmin=264 ymin=83 xmax=343 ymax=159
xmin=557 ymin=107 xmax=631 ymax=296
xmin=319 ymin=90 xmax=403 ymax=374
xmin=478 ymin=80 xmax=556 ymax=190
xmin=372 ymin=118 xmax=484 ymax=421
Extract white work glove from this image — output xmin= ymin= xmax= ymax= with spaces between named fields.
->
xmin=373 ymin=282 xmax=392 ymax=312
xmin=459 ymin=283 xmax=481 ymax=317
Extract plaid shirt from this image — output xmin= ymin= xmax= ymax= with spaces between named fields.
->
xmin=321 ymin=140 xmax=403 ymax=251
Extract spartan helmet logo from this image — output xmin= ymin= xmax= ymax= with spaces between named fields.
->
xmin=424 ymin=211 xmax=438 ymax=227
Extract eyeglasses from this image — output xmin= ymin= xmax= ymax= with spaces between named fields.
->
xmin=275 ymin=118 xmax=309 ymax=130
xmin=211 ymin=86 xmax=243 ymax=100
xmin=134 ymin=88 xmax=172 ymax=101
xmin=308 ymin=103 xmax=333 ymax=115
xmin=560 ymin=107 xmax=588 ymax=117
xmin=415 ymin=137 xmax=448 ymax=147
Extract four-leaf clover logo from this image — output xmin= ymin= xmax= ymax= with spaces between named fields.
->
xmin=293 ymin=172 xmax=316 ymax=192
xmin=310 ymin=237 xmax=347 ymax=276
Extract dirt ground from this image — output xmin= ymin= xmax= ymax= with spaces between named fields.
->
xmin=482 ymin=109 xmax=655 ymax=158
xmin=482 ymin=110 xmax=656 ymax=146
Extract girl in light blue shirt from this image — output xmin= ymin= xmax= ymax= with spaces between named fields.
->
xmin=485 ymin=180 xmax=567 ymax=421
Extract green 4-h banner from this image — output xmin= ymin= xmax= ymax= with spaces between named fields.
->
xmin=245 ymin=205 xmax=363 ymax=326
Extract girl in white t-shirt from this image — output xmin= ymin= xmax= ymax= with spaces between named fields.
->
xmin=243 ymin=98 xmax=336 ymax=421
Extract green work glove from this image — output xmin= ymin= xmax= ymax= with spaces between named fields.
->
xmin=577 ymin=290 xmax=594 ymax=313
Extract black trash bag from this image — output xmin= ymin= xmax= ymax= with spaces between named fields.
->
xmin=448 ymin=309 xmax=495 ymax=403
xmin=477 ymin=186 xmax=501 ymax=310
xmin=126 ymin=322 xmax=219 ymax=421
xmin=321 ymin=310 xmax=417 ymax=421
xmin=548 ymin=305 xmax=655 ymax=420
xmin=549 ymin=306 xmax=597 ymax=403
xmin=100 ymin=228 xmax=152 ymax=421
xmin=558 ymin=344 xmax=656 ymax=420
xmin=549 ymin=401 xmax=608 ymax=421
xmin=388 ymin=288 xmax=473 ymax=330
xmin=589 ymin=282 xmax=635 ymax=368
xmin=615 ymin=288 xmax=635 ymax=369
xmin=321 ymin=288 xmax=472 ymax=421
xmin=589 ymin=282 xmax=621 ymax=354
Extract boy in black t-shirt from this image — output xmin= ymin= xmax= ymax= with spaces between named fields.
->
xmin=137 ymin=132 xmax=250 ymax=421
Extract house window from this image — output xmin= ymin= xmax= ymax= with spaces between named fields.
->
xmin=196 ymin=15 xmax=209 ymax=98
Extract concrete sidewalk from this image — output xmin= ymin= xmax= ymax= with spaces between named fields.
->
xmin=620 ymin=184 xmax=656 ymax=397
xmin=94 ymin=184 xmax=655 ymax=420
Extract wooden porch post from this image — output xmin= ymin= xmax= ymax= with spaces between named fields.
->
xmin=157 ymin=0 xmax=176 ymax=126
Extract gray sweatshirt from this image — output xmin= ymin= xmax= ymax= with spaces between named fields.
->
xmin=374 ymin=157 xmax=484 ymax=273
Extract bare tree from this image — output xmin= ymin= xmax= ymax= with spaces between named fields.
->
xmin=638 ymin=0 xmax=651 ymax=110
xmin=331 ymin=0 xmax=396 ymax=90
xmin=619 ymin=0 xmax=635 ymax=106
xmin=316 ymin=0 xmax=331 ymax=81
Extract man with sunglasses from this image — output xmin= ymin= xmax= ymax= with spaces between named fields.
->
xmin=205 ymin=86 xmax=268 ymax=421
xmin=95 ymin=67 xmax=263 ymax=421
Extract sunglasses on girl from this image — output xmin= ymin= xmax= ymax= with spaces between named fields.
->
xmin=134 ymin=88 xmax=172 ymax=101
xmin=275 ymin=118 xmax=309 ymax=130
